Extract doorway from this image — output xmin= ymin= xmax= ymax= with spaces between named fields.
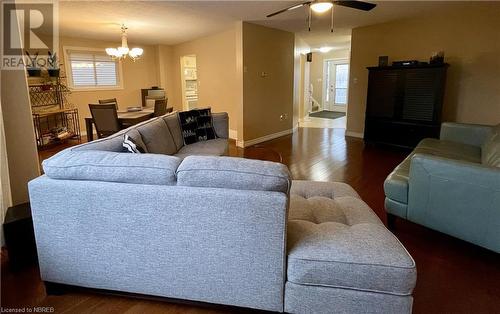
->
xmin=323 ymin=59 xmax=349 ymax=113
xmin=180 ymin=55 xmax=198 ymax=111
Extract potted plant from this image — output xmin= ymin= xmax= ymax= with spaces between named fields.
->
xmin=47 ymin=51 xmax=60 ymax=77
xmin=25 ymin=51 xmax=41 ymax=77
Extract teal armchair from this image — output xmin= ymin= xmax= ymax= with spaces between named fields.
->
xmin=384 ymin=122 xmax=500 ymax=252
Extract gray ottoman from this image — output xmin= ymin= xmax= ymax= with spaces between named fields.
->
xmin=285 ymin=181 xmax=417 ymax=314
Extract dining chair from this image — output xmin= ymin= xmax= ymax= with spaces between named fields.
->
xmin=89 ymin=104 xmax=121 ymax=139
xmin=98 ymin=98 xmax=118 ymax=110
xmin=153 ymin=98 xmax=170 ymax=117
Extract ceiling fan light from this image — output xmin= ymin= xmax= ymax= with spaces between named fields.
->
xmin=319 ymin=47 xmax=333 ymax=53
xmin=311 ymin=2 xmax=333 ymax=13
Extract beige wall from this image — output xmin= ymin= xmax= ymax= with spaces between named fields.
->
xmin=294 ymin=37 xmax=310 ymax=124
xmin=156 ymin=45 xmax=176 ymax=98
xmin=309 ymin=49 xmax=350 ymax=106
xmin=242 ymin=22 xmax=295 ymax=141
xmin=164 ymin=26 xmax=240 ymax=136
xmin=347 ymin=3 xmax=500 ymax=135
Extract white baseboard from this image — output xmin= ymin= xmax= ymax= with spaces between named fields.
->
xmin=229 ymin=129 xmax=237 ymax=140
xmin=237 ymin=128 xmax=295 ymax=148
xmin=345 ymin=131 xmax=364 ymax=139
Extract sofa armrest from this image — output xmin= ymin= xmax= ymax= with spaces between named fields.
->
xmin=212 ymin=112 xmax=229 ymax=139
xmin=177 ymin=156 xmax=291 ymax=193
xmin=408 ymin=154 xmax=500 ymax=252
xmin=439 ymin=122 xmax=493 ymax=147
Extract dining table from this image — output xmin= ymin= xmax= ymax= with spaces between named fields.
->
xmin=85 ymin=108 xmax=154 ymax=142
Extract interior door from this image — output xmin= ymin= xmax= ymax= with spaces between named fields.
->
xmin=324 ymin=60 xmax=349 ymax=112
xmin=324 ymin=61 xmax=335 ymax=111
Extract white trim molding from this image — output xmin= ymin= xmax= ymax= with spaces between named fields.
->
xmin=229 ymin=129 xmax=238 ymax=140
xmin=236 ymin=128 xmax=295 ymax=148
xmin=345 ymin=131 xmax=364 ymax=139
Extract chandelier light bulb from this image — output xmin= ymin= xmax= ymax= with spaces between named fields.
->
xmin=105 ymin=48 xmax=118 ymax=56
xmin=311 ymin=2 xmax=333 ymax=13
xmin=129 ymin=48 xmax=143 ymax=57
xmin=117 ymin=46 xmax=129 ymax=55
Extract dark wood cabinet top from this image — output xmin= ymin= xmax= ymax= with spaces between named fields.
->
xmin=367 ymin=63 xmax=449 ymax=70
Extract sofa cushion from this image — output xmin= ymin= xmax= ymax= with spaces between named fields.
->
xmin=174 ymin=138 xmax=228 ymax=159
xmin=72 ymin=133 xmax=126 ymax=152
xmin=162 ymin=112 xmax=184 ymax=150
xmin=384 ymin=138 xmax=481 ymax=204
xmin=481 ymin=123 xmax=500 ymax=167
xmin=42 ymin=150 xmax=181 ymax=185
xmin=288 ymin=180 xmax=417 ymax=296
xmin=212 ymin=112 xmax=229 ymax=139
xmin=136 ymin=118 xmax=177 ymax=155
xmin=71 ymin=117 xmax=161 ymax=152
xmin=176 ymin=156 xmax=291 ymax=193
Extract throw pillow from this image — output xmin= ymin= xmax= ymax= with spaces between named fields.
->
xmin=123 ymin=134 xmax=146 ymax=153
xmin=196 ymin=108 xmax=216 ymax=141
xmin=178 ymin=108 xmax=217 ymax=145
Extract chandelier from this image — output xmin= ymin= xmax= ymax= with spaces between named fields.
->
xmin=105 ymin=24 xmax=143 ymax=61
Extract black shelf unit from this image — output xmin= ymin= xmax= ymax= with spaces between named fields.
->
xmin=364 ymin=63 xmax=449 ymax=149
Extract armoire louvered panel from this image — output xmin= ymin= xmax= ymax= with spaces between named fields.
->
xmin=403 ymin=69 xmax=438 ymax=121
xmin=367 ymin=70 xmax=400 ymax=119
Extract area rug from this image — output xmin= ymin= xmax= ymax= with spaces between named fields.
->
xmin=309 ymin=110 xmax=346 ymax=120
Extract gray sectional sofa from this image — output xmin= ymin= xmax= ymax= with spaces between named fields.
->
xmin=29 ymin=111 xmax=417 ymax=313
xmin=385 ymin=122 xmax=500 ymax=252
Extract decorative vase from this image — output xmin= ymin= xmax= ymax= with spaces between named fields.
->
xmin=48 ymin=68 xmax=60 ymax=77
xmin=27 ymin=68 xmax=41 ymax=77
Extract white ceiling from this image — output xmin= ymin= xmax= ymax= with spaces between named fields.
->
xmin=57 ymin=1 xmax=475 ymax=49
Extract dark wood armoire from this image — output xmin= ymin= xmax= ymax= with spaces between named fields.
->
xmin=364 ymin=63 xmax=449 ymax=148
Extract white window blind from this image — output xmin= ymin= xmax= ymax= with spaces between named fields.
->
xmin=67 ymin=51 xmax=119 ymax=88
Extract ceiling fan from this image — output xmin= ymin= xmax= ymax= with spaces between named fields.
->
xmin=267 ymin=0 xmax=376 ymax=32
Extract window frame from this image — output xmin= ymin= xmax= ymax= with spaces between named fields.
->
xmin=63 ymin=46 xmax=124 ymax=91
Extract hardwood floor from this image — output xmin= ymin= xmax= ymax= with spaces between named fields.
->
xmin=3 ymin=127 xmax=500 ymax=313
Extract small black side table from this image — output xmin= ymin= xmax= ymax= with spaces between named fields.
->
xmin=3 ymin=202 xmax=38 ymax=270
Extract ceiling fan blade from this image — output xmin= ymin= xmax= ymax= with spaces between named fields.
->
xmin=333 ymin=1 xmax=376 ymax=11
xmin=267 ymin=1 xmax=312 ymax=18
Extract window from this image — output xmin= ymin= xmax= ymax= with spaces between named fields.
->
xmin=65 ymin=47 xmax=122 ymax=90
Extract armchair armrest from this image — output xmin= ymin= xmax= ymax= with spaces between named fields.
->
xmin=439 ymin=122 xmax=493 ymax=147
xmin=408 ymin=154 xmax=500 ymax=252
